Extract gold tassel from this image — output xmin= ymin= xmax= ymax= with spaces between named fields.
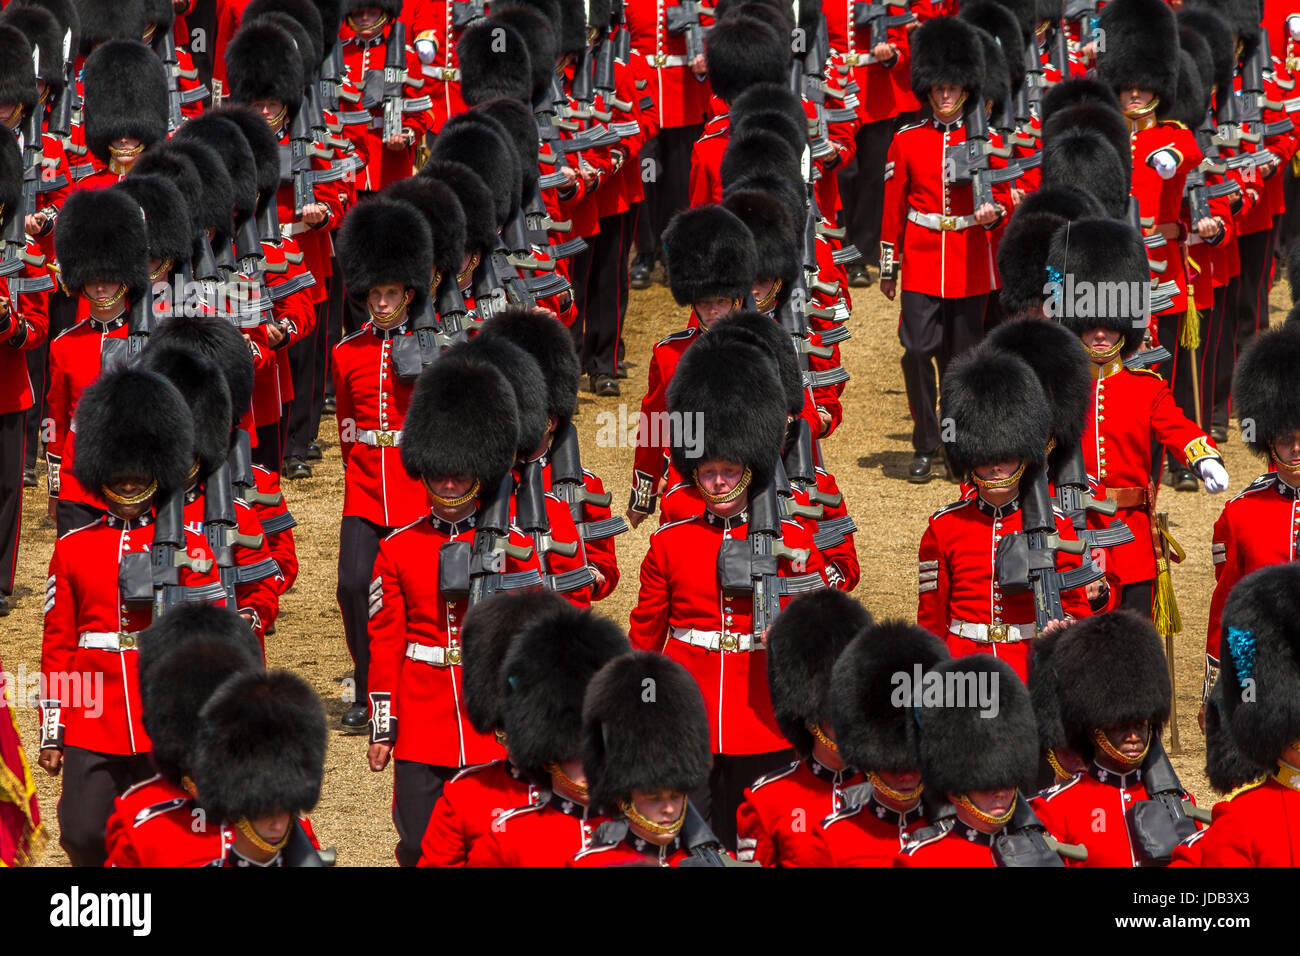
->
xmin=1152 ymin=555 xmax=1182 ymax=637
xmin=1292 ymin=152 xmax=1300 ymax=176
xmin=1180 ymin=299 xmax=1201 ymax=350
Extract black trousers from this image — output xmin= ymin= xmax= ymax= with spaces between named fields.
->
xmin=1235 ymin=225 xmax=1275 ymax=349
xmin=58 ymin=746 xmax=154 ymax=866
xmin=1154 ymin=308 xmax=1201 ymax=478
xmin=837 ymin=118 xmax=895 ymax=258
xmin=1120 ymin=578 xmax=1155 ymax=620
xmin=898 ymin=291 xmax=986 ymax=454
xmin=1196 ymin=283 xmax=1230 ymax=431
xmin=635 ymin=123 xmax=703 ymax=261
xmin=578 ymin=211 xmax=629 ymax=378
xmin=1211 ymin=276 xmax=1241 ymax=432
xmin=56 ymin=501 xmax=103 ymax=537
xmin=567 ymin=241 xmax=597 ymax=366
xmin=24 ymin=289 xmax=78 ymax=472
xmin=337 ymin=516 xmax=390 ymax=711
xmin=392 ymin=760 xmax=459 ymax=867
xmin=690 ymin=750 xmax=793 ymax=854
xmin=0 ymin=410 xmax=25 ymax=595
xmin=252 ymin=419 xmax=284 ymax=474
xmin=618 ymin=203 xmax=639 ymax=364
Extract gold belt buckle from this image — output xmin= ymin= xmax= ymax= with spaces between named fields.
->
xmin=377 ymin=431 xmax=394 ymax=447
xmin=119 ymin=632 xmax=136 ymax=649
xmin=719 ymin=632 xmax=740 ymax=652
xmin=844 ymin=53 xmax=859 ymax=67
xmin=939 ymin=215 xmax=958 ymax=231
xmin=653 ymin=53 xmax=668 ymax=67
xmin=443 ymin=68 xmax=458 ymax=81
xmin=446 ymin=643 xmax=462 ymax=665
xmin=987 ymin=624 xmax=1008 ymax=643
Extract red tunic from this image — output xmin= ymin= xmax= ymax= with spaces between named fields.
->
xmin=1128 ymin=121 xmax=1202 ymax=314
xmin=811 ymin=790 xmax=928 ymax=866
xmin=105 ymin=775 xmax=224 ymax=867
xmin=417 ymin=759 xmax=539 ymax=867
xmin=687 ymin=110 xmax=729 ymax=208
xmin=628 ymin=319 xmax=700 ymax=515
xmin=467 ymin=795 xmax=606 ymax=866
xmin=247 ymin=464 xmax=298 ymax=593
xmin=0 ymin=257 xmax=51 ymax=415
xmin=569 ymin=828 xmax=697 ymax=866
xmin=893 ymin=819 xmax=1004 ymax=866
xmin=535 ymin=458 xmax=621 ymax=603
xmin=822 ymin=0 xmax=910 ymax=125
xmin=1195 ymin=774 xmax=1300 ymax=866
xmin=407 ymin=0 xmax=467 ymax=131
xmin=622 ymin=0 xmax=713 ymax=129
xmin=735 ymin=758 xmax=863 ymax=866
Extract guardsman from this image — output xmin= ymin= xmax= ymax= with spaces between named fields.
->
xmin=628 ymin=329 xmax=826 ymax=850
xmin=735 ymin=590 xmax=871 ymax=866
xmin=143 ymin=0 xmax=205 ymax=122
xmin=191 ymin=670 xmax=328 ymax=867
xmin=919 ymin=345 xmax=1090 ymax=680
xmin=813 ymin=621 xmax=948 ymax=866
xmin=879 ymin=17 xmax=1009 ymax=482
xmin=38 ymin=366 xmax=223 ymax=866
xmin=105 ymin=606 xmax=263 ymax=867
xmin=570 ymin=651 xmax=721 ymax=866
xmin=73 ymin=38 xmax=169 ymax=190
xmin=331 ymin=199 xmax=435 ymax=731
xmin=1030 ymin=611 xmax=1201 ymax=866
xmin=365 ymin=347 xmax=540 ymax=867
xmin=417 ymin=591 xmax=568 ymax=867
xmin=467 ymin=605 xmax=630 ymax=866
xmin=1203 ymin=326 xmax=1300 ymax=714
xmin=406 ymin=0 xmax=469 ymax=130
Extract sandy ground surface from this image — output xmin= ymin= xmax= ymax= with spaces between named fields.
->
xmin=6 ymin=269 xmax=1292 ymax=866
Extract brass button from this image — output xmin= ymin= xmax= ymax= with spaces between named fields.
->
xmin=120 ymin=633 xmax=136 ymax=649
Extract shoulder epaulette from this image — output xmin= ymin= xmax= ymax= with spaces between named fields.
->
xmin=899 ymin=820 xmax=953 ymax=854
xmin=573 ymin=840 xmax=621 ymax=860
xmin=1163 ymin=120 xmax=1189 ymax=130
xmin=59 ymin=517 xmax=108 ymax=541
xmin=820 ymin=801 xmax=865 ymax=829
xmin=664 ymin=480 xmax=693 ymax=496
xmin=383 ymin=516 xmax=427 ymax=540
xmin=336 ymin=328 xmax=369 ymax=346
xmin=1231 ymin=474 xmax=1276 ymax=501
xmin=133 ymin=796 xmax=190 ymax=828
xmin=656 ymin=327 xmax=697 ymax=347
xmin=1130 ymin=367 xmax=1164 ymax=380
xmin=120 ymin=774 xmax=163 ymax=799
xmin=650 ymin=516 xmax=696 ymax=536
xmin=1223 ymin=776 xmax=1268 ymax=802
xmin=897 ymin=120 xmax=925 ymax=134
xmin=1032 ymin=773 xmax=1083 ymax=802
xmin=449 ymin=760 xmax=501 ymax=784
xmin=930 ymin=498 xmax=974 ymax=521
xmin=496 ymin=801 xmax=546 ymax=824
xmin=750 ymin=760 xmax=800 ymax=792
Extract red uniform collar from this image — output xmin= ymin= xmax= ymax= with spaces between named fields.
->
xmin=1089 ymin=762 xmax=1143 ymax=789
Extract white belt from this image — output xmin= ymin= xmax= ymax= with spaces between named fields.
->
xmin=425 ymin=65 xmax=460 ymax=81
xmin=908 ymin=209 xmax=979 ymax=231
xmin=830 ymin=49 xmax=878 ymax=66
xmin=356 ymin=428 xmax=403 ymax=447
xmin=281 ymin=221 xmax=312 ymax=237
xmin=949 ymin=620 xmax=1036 ymax=644
xmin=405 ymin=641 xmax=462 ymax=666
xmin=671 ymin=626 xmax=759 ymax=653
xmin=79 ymin=631 xmax=141 ymax=651
xmin=633 ymin=50 xmax=689 ymax=68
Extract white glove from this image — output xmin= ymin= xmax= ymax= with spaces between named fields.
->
xmin=1287 ymin=14 xmax=1300 ymax=39
xmin=1197 ymin=458 xmax=1229 ymax=493
xmin=1149 ymin=149 xmax=1178 ymax=179
xmin=415 ymin=39 xmax=437 ymax=64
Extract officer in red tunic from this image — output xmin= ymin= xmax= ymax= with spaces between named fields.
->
xmin=1193 ymin=564 xmax=1300 ymax=865
xmin=366 ymin=348 xmax=540 ymax=866
xmin=72 ymin=38 xmax=170 ymax=191
xmin=330 ymin=200 xmax=435 ymax=729
xmin=1203 ymin=327 xmax=1300 ymax=710
xmin=735 ymin=590 xmax=871 ymax=866
xmin=628 ymin=330 xmax=827 ymax=850
xmin=879 ymin=17 xmax=1009 ymax=482
xmin=1030 ymin=611 xmax=1201 ymax=866
xmin=812 ymin=621 xmax=948 ymax=866
xmin=417 ymin=591 xmax=569 ymax=866
xmin=625 ymin=204 xmax=756 ymax=526
xmin=191 ymin=670 xmax=328 ymax=867
xmin=570 ymin=651 xmax=724 ymax=866
xmin=919 ymin=346 xmax=1091 ymax=680
xmin=467 ymin=605 xmax=629 ymax=866
xmin=1047 ymin=217 xmax=1227 ymax=616
xmin=895 ymin=657 xmax=1074 ymax=866
xmin=105 ymin=606 xmax=263 ymax=867
xmin=39 ymin=366 xmax=224 ymax=866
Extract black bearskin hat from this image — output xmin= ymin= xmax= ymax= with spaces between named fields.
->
xmin=310 ymin=0 xmax=343 ymax=51
xmin=939 ymin=345 xmax=1051 ymax=478
xmin=1204 ymin=678 xmax=1269 ymax=794
xmin=831 ymin=621 xmax=949 ymax=773
xmin=729 ymin=82 xmax=808 ymax=157
xmin=588 ymin=0 xmax=613 ymax=30
xmin=225 ymin=20 xmax=305 ymax=119
xmin=1042 ymin=127 xmax=1130 ymax=220
xmin=82 ymin=39 xmax=167 ymax=164
xmin=139 ymin=605 xmax=263 ymax=787
xmin=213 ymin=105 xmax=284 ymax=215
xmin=336 ymin=199 xmax=434 ymax=314
xmin=459 ymin=334 xmax=549 ymax=456
xmin=1014 ymin=183 xmax=1106 ymax=221
xmin=1040 ymin=76 xmax=1122 ymax=123
xmin=582 ymin=652 xmax=711 ymax=810
xmin=486 ymin=6 xmax=555 ymax=106
xmin=666 ymin=330 xmax=786 ymax=484
xmin=1041 ymin=102 xmax=1131 ymax=199
xmin=1232 ymin=325 xmax=1300 ymax=457
xmin=9 ymin=0 xmax=78 ymax=78
xmin=973 ymin=28 xmax=1011 ymax=121
xmin=721 ymin=187 xmax=799 ymax=288
xmin=499 ymin=606 xmax=630 ymax=778
xmin=129 ymin=147 xmax=204 ymax=242
xmin=1178 ymin=8 xmax=1235 ymax=102
xmin=909 ymin=16 xmax=985 ymax=102
xmin=0 ymin=4 xmax=67 ymax=92
xmin=1045 ymin=217 xmax=1151 ymax=356
xmin=342 ymin=0 xmax=402 ymax=17
xmin=137 ymin=345 xmax=234 ymax=475
xmin=173 ymin=113 xmax=260 ymax=223
xmin=546 ymin=0 xmax=586 ymax=55
xmin=1027 ymin=628 xmax=1069 ymax=775
xmin=1047 ymin=611 xmax=1172 ymax=761
xmin=915 ymin=656 xmax=1039 ymax=796
xmin=462 ymin=590 xmax=571 ymax=735
xmin=0 ymin=137 xmax=18 ymax=232
xmin=243 ymin=0 xmax=325 ymax=68
xmin=473 ymin=98 xmax=540 ymax=200
xmin=1097 ymin=0 xmax=1180 ymax=114
xmin=163 ymin=139 xmax=236 ymax=245
xmin=143 ymin=0 xmax=174 ymax=30
xmin=477 ymin=308 xmax=580 ymax=425
xmin=0 ymin=26 xmax=38 ymax=117
xmin=768 ymin=590 xmax=874 ymax=757
xmin=1218 ymin=563 xmax=1300 ymax=767
xmin=429 ymin=115 xmax=519 ymax=225
xmin=998 ymin=210 xmax=1068 ymax=318
xmin=193 ymin=670 xmax=327 ymax=822
xmin=1170 ymin=48 xmax=1209 ymax=131
xmin=719 ymin=127 xmax=802 ymax=199
xmin=1183 ymin=0 xmax=1261 ymax=56
xmin=380 ymin=176 xmax=468 ymax=281
xmin=251 ymin=11 xmax=320 ymax=95
xmin=458 ymin=17 xmax=534 ymax=106
xmin=400 ymin=348 xmax=520 ymax=485
xmin=709 ymin=310 xmax=804 ymax=419
xmin=990 ymin=0 xmax=1036 ymax=38
xmin=150 ymin=314 xmax=256 ymax=426
xmin=70 ymin=367 xmax=195 ymax=494
xmin=663 ymin=204 xmax=758 ymax=306
xmin=55 ymin=188 xmax=149 ymax=300
xmin=419 ymin=159 xmax=497 ymax=256
xmin=705 ymin=15 xmax=787 ymax=103
xmin=112 ymin=175 xmax=192 ymax=266
xmin=73 ymin=0 xmax=144 ymax=55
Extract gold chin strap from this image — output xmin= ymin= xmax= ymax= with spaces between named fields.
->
xmin=425 ymin=477 xmax=481 ymax=508
xmin=929 ymin=90 xmax=968 ymax=117
xmin=1269 ymin=447 xmax=1300 ymax=477
xmin=102 ymin=480 xmax=158 ymax=506
xmin=971 ymin=461 xmax=1026 ymax=490
xmin=1123 ymin=97 xmax=1160 ymax=129
xmin=235 ymin=816 xmax=291 ymax=853
xmin=1084 ymin=338 xmax=1125 ymax=362
xmin=808 ymin=722 xmax=839 ymax=753
xmin=494 ymin=729 xmax=508 ymax=745
xmin=868 ymin=771 xmax=923 ymax=803
xmin=347 ymin=12 xmax=390 ymax=33
xmin=87 ymin=283 xmax=129 ymax=310
xmin=149 ymin=259 xmax=174 ymax=281
xmin=955 ymin=793 xmax=1016 ymax=827
xmin=457 ymin=252 xmax=480 ymax=286
xmin=753 ymin=279 xmax=782 ymax=313
xmin=266 ymin=103 xmax=288 ymax=129
xmin=695 ymin=465 xmax=752 ymax=504
xmin=1045 ymin=748 xmax=1073 ymax=781
xmin=1092 ymin=725 xmax=1151 ymax=767
xmin=180 ymin=776 xmax=199 ymax=798
xmin=545 ymin=761 xmax=589 ymax=801
xmin=620 ymin=798 xmax=687 ymax=837
xmin=369 ymin=289 xmax=413 ymax=327
xmin=429 ymin=270 xmax=442 ymax=296
xmin=186 ymin=460 xmax=202 ymax=482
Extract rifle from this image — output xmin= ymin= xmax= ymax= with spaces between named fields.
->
xmin=716 ymin=465 xmax=827 ymax=641
xmin=228 ymin=429 xmax=283 ymax=508
xmin=433 ymin=271 xmax=478 ymax=347
xmin=98 ymin=294 xmax=154 ymax=375
xmin=852 ymin=1 xmax=914 ymax=52
xmin=514 ymin=459 xmax=595 ymax=594
xmin=117 ymin=489 xmax=220 ymax=616
xmin=991 ymin=792 xmax=1087 ymax=866
xmin=549 ymin=420 xmax=628 ymax=541
xmin=994 ymin=463 xmax=1104 ymax=629
xmin=1062 ymin=0 xmax=1099 ymax=51
xmin=1125 ymin=737 xmax=1208 ymax=865
xmin=1184 ymin=165 xmax=1240 ymax=226
xmin=202 ymin=461 xmax=279 ymax=608
xmin=664 ymin=1 xmax=712 ymax=67
xmin=288 ymin=107 xmax=318 ymax=218
xmin=438 ymin=477 xmax=542 ymax=605
xmin=382 ymin=20 xmax=410 ymax=143
xmin=45 ymin=26 xmax=75 ymax=138
xmin=0 ymin=105 xmax=50 ymax=285
xmin=1052 ymin=443 xmax=1133 ymax=548
xmin=944 ymin=102 xmax=1020 ymax=213
xmin=783 ymin=418 xmax=856 ymax=550
xmin=153 ymin=23 xmax=185 ymax=131
xmin=677 ymin=803 xmax=754 ymax=866
xmin=593 ymin=21 xmax=634 ymax=117
xmin=450 ymin=0 xmax=487 ymax=30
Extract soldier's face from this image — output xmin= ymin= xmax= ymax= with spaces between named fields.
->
xmin=0 ymin=102 xmax=20 ymax=129
xmin=351 ymin=6 xmax=386 ymax=33
xmin=1081 ymin=326 xmax=1122 ymax=358
xmin=1273 ymin=431 xmax=1300 ymax=469
xmin=367 ymin=283 xmax=409 ymax=327
xmin=1121 ymin=87 xmax=1155 ymax=113
xmin=105 ymin=473 xmax=155 ymax=520
xmin=973 ymin=459 xmax=1022 ymax=483
xmin=876 ymin=768 xmax=922 ymax=796
xmin=251 ymin=99 xmax=288 ymax=128
xmin=427 ymin=474 xmax=478 ymax=520
xmin=962 ymin=786 xmax=1016 ymax=819
xmin=246 ymin=811 xmax=292 ymax=850
xmin=629 ymin=789 xmax=687 ymax=844
xmin=694 ymin=297 xmax=736 ymax=328
xmin=928 ymin=84 xmax=965 ymax=119
xmin=1101 ymin=720 xmax=1150 ymax=761
xmin=83 ymin=280 xmax=123 ymax=313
